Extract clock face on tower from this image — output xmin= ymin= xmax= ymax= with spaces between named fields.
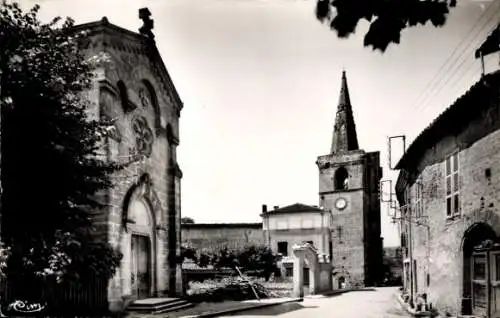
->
xmin=335 ymin=197 xmax=347 ymax=210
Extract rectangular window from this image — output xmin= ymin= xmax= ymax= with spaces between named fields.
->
xmin=445 ymin=153 xmax=460 ymax=217
xmin=277 ymin=241 xmax=288 ymax=256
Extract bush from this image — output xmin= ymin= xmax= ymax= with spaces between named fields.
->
xmin=181 ymin=244 xmax=279 ymax=280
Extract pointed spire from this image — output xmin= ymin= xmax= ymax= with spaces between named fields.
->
xmin=338 ymin=70 xmax=351 ymax=109
xmin=330 ymin=70 xmax=359 ymax=154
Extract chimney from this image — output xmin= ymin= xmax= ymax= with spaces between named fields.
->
xmin=262 ymin=204 xmax=267 ymax=213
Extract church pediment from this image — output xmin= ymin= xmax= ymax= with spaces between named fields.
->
xmin=71 ymin=15 xmax=183 ymax=116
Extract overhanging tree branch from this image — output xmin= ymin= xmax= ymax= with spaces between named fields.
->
xmin=316 ymin=0 xmax=455 ymax=52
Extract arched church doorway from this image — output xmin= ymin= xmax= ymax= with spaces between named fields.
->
xmin=462 ymin=222 xmax=497 ymax=316
xmin=122 ymin=190 xmax=157 ymax=300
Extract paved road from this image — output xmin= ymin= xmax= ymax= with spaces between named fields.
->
xmin=223 ymin=287 xmax=409 ymax=318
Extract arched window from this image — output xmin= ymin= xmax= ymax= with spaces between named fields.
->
xmin=335 ymin=167 xmax=349 ymax=190
xmin=117 ymin=80 xmax=132 ymax=112
xmin=139 ymin=79 xmax=161 ymax=133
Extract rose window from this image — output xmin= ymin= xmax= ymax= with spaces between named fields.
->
xmin=132 ymin=116 xmax=154 ymax=156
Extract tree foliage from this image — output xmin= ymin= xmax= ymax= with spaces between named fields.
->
xmin=0 ymin=1 xmax=122 ymax=289
xmin=315 ymin=0 xmax=456 ymax=52
xmin=235 ymin=245 xmax=277 ymax=274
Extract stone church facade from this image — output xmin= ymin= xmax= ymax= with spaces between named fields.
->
xmin=71 ymin=11 xmax=183 ymax=312
xmin=316 ymin=71 xmax=383 ymax=288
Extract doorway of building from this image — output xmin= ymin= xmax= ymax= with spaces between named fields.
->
xmin=462 ymin=222 xmax=497 ymax=317
xmin=471 ymin=246 xmax=500 ymax=318
xmin=338 ymin=276 xmax=346 ymax=289
xmin=131 ymin=234 xmax=151 ymax=299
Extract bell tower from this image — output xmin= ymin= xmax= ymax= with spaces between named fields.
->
xmin=316 ymin=71 xmax=383 ymax=288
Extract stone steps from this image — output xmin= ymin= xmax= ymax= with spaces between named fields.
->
xmin=127 ymin=297 xmax=194 ymax=314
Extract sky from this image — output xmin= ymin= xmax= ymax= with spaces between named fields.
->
xmin=22 ymin=0 xmax=500 ymax=247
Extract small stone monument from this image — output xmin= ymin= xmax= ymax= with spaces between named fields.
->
xmin=291 ymin=242 xmax=332 ymax=298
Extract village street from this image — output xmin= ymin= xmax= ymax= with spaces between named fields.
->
xmin=222 ymin=287 xmax=409 ymax=318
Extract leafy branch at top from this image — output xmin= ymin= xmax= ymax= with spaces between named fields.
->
xmin=315 ymin=0 xmax=456 ymax=52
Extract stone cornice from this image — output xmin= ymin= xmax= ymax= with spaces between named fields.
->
xmin=316 ymin=159 xmax=365 ymax=170
xmin=71 ymin=17 xmax=143 ymax=41
xmin=103 ymin=32 xmax=148 ymax=57
xmin=319 ymin=188 xmax=364 ymax=195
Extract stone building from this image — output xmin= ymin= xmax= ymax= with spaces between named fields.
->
xmin=261 ymin=203 xmax=332 ymax=277
xmin=181 ymin=223 xmax=265 ymax=253
xmin=70 ymin=10 xmax=183 ymax=312
xmin=394 ymin=39 xmax=500 ymax=316
xmin=316 ymin=71 xmax=383 ymax=288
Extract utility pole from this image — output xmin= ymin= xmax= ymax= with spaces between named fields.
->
xmin=387 ymin=135 xmax=413 ymax=303
xmin=406 ymin=202 xmax=414 ymax=307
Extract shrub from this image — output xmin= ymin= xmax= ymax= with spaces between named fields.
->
xmin=182 ymin=244 xmax=279 ymax=280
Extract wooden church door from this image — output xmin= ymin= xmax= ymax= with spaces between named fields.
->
xmin=131 ymin=234 xmax=151 ymax=299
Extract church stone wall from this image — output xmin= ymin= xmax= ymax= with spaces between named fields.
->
xmin=80 ymin=23 xmax=183 ymax=312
